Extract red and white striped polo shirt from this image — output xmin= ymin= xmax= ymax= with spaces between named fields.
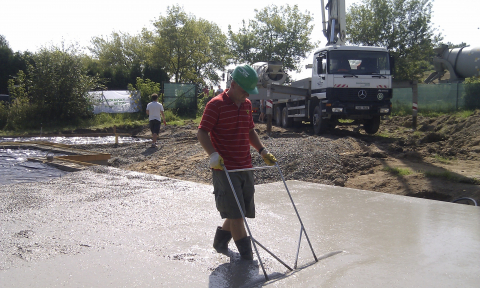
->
xmin=198 ymin=90 xmax=255 ymax=170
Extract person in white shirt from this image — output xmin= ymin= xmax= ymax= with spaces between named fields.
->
xmin=146 ymin=94 xmax=167 ymax=148
xmin=215 ymin=85 xmax=224 ymax=96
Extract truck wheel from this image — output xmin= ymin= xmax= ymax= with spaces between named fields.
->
xmin=274 ymin=106 xmax=282 ymax=126
xmin=364 ymin=116 xmax=381 ymax=134
xmin=313 ymin=106 xmax=327 ymax=135
xmin=282 ymin=107 xmax=293 ymax=128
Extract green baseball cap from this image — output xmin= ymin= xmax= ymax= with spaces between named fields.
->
xmin=231 ymin=64 xmax=259 ymax=94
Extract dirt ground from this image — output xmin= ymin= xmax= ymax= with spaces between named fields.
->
xmin=74 ymin=111 xmax=480 ymax=206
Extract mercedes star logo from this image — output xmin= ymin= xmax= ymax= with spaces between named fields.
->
xmin=358 ymin=90 xmax=367 ymax=99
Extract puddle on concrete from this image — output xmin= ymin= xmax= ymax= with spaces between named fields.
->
xmin=0 ymin=136 xmax=148 ymax=145
xmin=0 ymin=136 xmax=148 ymax=185
xmin=0 ymin=148 xmax=68 ymax=185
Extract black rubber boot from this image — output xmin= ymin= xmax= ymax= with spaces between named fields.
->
xmin=213 ymin=226 xmax=232 ymax=254
xmin=234 ymin=236 xmax=253 ymax=260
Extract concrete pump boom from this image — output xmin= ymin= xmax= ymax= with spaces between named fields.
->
xmin=321 ymin=0 xmax=347 ymax=45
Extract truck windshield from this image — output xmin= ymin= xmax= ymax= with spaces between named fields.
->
xmin=328 ymin=50 xmax=390 ymax=75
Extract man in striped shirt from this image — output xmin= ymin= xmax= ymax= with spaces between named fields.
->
xmin=197 ymin=64 xmax=277 ymax=260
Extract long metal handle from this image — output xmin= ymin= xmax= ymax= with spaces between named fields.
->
xmin=222 ymin=165 xmax=269 ymax=281
xmin=225 ymin=165 xmax=277 ymax=173
xmin=275 ymin=163 xmax=318 ymax=262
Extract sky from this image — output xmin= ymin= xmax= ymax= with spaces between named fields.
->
xmin=2 ymin=0 xmax=479 ymax=82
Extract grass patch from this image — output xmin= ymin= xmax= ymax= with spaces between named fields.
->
xmin=376 ymin=132 xmax=391 ymax=138
xmin=456 ymin=110 xmax=475 ymax=118
xmin=0 ymin=111 xmax=202 ymax=136
xmin=382 ymin=167 xmax=413 ymax=176
xmin=432 ymin=154 xmax=453 ymax=164
xmin=424 ymin=170 xmax=480 ymax=185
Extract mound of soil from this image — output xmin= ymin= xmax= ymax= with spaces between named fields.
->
xmin=74 ymin=112 xmax=480 ymax=205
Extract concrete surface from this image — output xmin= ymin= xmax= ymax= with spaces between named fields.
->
xmin=1 ymin=166 xmax=479 ymax=287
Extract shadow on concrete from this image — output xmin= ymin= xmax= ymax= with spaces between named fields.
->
xmin=208 ymin=256 xmax=266 ymax=288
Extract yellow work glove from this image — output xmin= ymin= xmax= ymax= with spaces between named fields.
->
xmin=209 ymin=152 xmax=224 ymax=170
xmin=261 ymin=149 xmax=277 ymax=166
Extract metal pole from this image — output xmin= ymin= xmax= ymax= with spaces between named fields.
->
xmin=275 ymin=163 xmax=318 ymax=262
xmin=412 ymin=80 xmax=418 ymax=130
xmin=266 ymin=84 xmax=272 ymax=136
xmin=294 ymin=227 xmax=303 ymax=269
xmin=222 ymin=166 xmax=269 ymax=281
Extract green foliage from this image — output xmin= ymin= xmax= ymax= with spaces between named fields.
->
xmin=151 ymin=5 xmax=229 ymax=84
xmin=196 ymin=93 xmax=211 ymax=117
xmin=0 ymin=101 xmax=8 ymax=129
xmin=84 ymin=112 xmax=147 ymax=129
xmin=228 ymin=4 xmax=317 ymax=73
xmin=382 ymin=166 xmax=413 ymax=176
xmin=0 ymin=35 xmax=30 ymax=95
xmin=88 ymin=32 xmax=169 ymax=89
xmin=432 ymin=154 xmax=452 ymax=164
xmin=162 ymin=110 xmax=180 ymax=122
xmin=128 ymin=77 xmax=161 ymax=114
xmin=346 ymin=0 xmax=442 ymax=81
xmin=464 ymin=77 xmax=480 ymax=109
xmin=457 ymin=110 xmax=474 ymax=118
xmin=439 ymin=42 xmax=469 ymax=49
xmin=5 ymin=44 xmax=102 ymax=130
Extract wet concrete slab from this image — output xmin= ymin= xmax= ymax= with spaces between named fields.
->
xmin=1 ymin=167 xmax=479 ymax=287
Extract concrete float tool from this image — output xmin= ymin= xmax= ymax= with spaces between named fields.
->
xmin=223 ymin=162 xmax=318 ymax=281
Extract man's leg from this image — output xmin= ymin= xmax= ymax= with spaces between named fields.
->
xmin=222 ymin=218 xmax=246 ymax=241
xmin=152 ymin=133 xmax=158 ymax=144
xmin=222 ymin=218 xmax=252 ymax=260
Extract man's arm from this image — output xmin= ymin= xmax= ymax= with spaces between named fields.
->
xmin=160 ymin=111 xmax=167 ymax=125
xmin=249 ymin=129 xmax=264 ymax=153
xmin=146 ymin=109 xmax=149 ymax=115
xmin=197 ymin=128 xmax=216 ymax=156
xmin=249 ymin=129 xmax=277 ymax=165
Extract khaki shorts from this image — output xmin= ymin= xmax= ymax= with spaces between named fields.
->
xmin=212 ymin=169 xmax=255 ymax=219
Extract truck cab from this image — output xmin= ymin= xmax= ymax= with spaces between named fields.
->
xmin=308 ymin=45 xmax=393 ymax=134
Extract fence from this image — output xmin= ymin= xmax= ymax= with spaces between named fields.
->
xmin=163 ymin=83 xmax=198 ymax=116
xmin=393 ymin=83 xmax=467 ymax=114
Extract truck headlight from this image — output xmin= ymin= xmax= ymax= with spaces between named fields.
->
xmin=332 ymin=108 xmax=343 ymax=113
xmin=380 ymin=108 xmax=390 ymax=113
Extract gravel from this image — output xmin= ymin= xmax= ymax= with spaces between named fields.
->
xmin=73 ymin=128 xmax=379 ymax=187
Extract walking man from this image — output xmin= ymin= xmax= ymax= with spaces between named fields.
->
xmin=146 ymin=94 xmax=167 ymax=148
xmin=197 ymin=64 xmax=277 ymax=260
xmin=215 ymin=85 xmax=224 ymax=96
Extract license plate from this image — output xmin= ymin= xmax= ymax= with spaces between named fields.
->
xmin=355 ymin=106 xmax=370 ymax=110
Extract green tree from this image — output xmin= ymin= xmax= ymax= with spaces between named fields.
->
xmin=228 ymin=4 xmax=317 ymax=73
xmin=89 ymin=31 xmax=168 ymax=89
xmin=0 ymin=35 xmax=29 ymax=95
xmin=7 ymin=44 xmax=102 ymax=129
xmin=440 ymin=42 xmax=469 ymax=49
xmin=151 ymin=5 xmax=229 ymax=84
xmin=0 ymin=35 xmax=13 ymax=94
xmin=127 ymin=77 xmax=161 ymax=114
xmin=346 ymin=0 xmax=442 ymax=81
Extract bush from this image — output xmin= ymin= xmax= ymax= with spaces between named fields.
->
xmin=127 ymin=78 xmax=161 ymax=115
xmin=464 ymin=77 xmax=480 ymax=109
xmin=5 ymin=45 xmax=102 ymax=130
xmin=4 ymin=98 xmax=40 ymax=130
xmin=0 ymin=101 xmax=8 ymax=129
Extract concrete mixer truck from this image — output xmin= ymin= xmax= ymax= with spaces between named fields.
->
xmin=243 ymin=0 xmax=394 ymax=134
xmin=424 ymin=44 xmax=480 ymax=83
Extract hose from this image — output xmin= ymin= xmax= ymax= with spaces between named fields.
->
xmin=451 ymin=197 xmax=478 ymax=206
